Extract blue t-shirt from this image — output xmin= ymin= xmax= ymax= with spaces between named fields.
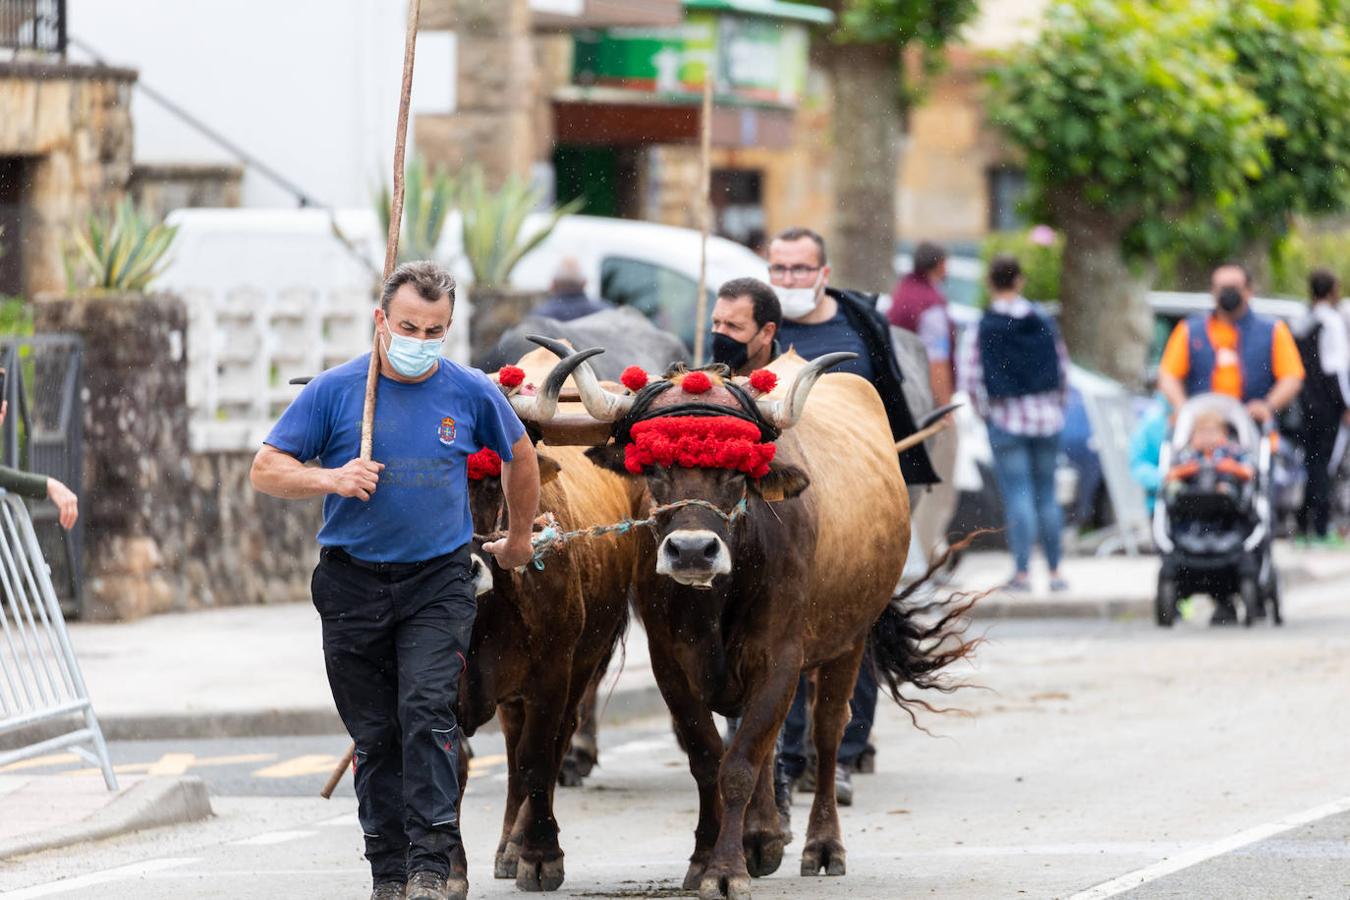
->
xmin=264 ymin=354 xmax=526 ymax=563
xmin=778 ymin=307 xmax=877 ymax=381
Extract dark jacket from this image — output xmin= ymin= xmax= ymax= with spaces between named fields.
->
xmin=827 ymin=287 xmax=938 ymax=486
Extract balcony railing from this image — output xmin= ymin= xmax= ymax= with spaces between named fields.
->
xmin=0 ymin=0 xmax=66 ymax=57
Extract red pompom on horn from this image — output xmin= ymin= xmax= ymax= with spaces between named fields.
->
xmin=497 ymin=366 xmax=526 ymax=389
xmin=748 ymin=369 xmax=778 ymax=394
xmin=681 ymin=371 xmax=712 ymax=395
xmin=467 ymin=448 xmax=503 ymax=481
xmin=620 ymin=366 xmax=649 ymax=393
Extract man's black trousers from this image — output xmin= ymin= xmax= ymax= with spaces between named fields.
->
xmin=1298 ymin=411 xmax=1341 ymax=538
xmin=312 ymin=544 xmax=477 ymax=883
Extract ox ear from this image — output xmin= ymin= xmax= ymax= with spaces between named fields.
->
xmin=537 ymin=452 xmax=563 ymax=487
xmin=751 ymin=462 xmax=809 ymax=503
xmin=584 ymin=442 xmax=632 ymax=476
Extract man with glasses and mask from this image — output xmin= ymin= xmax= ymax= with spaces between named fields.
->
xmin=251 ymin=261 xmax=539 ymax=900
xmin=766 ymin=226 xmax=938 ymax=812
xmin=1157 ymin=262 xmax=1304 ymax=423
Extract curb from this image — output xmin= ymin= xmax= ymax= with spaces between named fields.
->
xmin=965 ymin=562 xmax=1334 ymax=621
xmin=1 ymin=687 xmax=670 ymax=750
xmin=0 ymin=776 xmax=213 ymax=861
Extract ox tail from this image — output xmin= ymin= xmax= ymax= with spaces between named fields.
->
xmin=867 ymin=533 xmax=987 ymax=729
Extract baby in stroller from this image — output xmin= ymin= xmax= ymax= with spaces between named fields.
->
xmin=1154 ymin=395 xmax=1282 ymax=627
xmin=1163 ymin=409 xmax=1255 ymax=505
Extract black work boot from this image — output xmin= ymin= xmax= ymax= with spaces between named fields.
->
xmin=369 ymin=881 xmax=405 ymax=900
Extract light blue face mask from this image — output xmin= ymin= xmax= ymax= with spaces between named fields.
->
xmin=383 ymin=326 xmax=445 ymax=378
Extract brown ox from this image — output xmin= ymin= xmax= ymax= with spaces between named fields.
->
xmin=550 ymin=346 xmax=974 ymax=900
xmin=460 ymin=342 xmax=640 ymax=893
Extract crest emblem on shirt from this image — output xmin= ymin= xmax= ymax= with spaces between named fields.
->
xmin=438 ymin=416 xmax=456 ymax=446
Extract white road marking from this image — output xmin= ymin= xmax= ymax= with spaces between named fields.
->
xmin=1070 ymin=793 xmax=1350 ymax=899
xmin=0 ymin=858 xmax=200 ymax=898
xmin=228 ymin=830 xmax=319 ymax=846
xmin=316 ymin=813 xmax=359 ymax=827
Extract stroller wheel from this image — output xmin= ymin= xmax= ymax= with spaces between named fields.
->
xmin=1267 ymin=573 xmax=1284 ymax=626
xmin=1239 ymin=577 xmax=1261 ymax=628
xmin=1155 ymin=575 xmax=1178 ymax=627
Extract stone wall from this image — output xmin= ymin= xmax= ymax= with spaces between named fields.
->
xmin=416 ymin=0 xmax=538 ymax=188
xmin=35 ymin=292 xmax=320 ymax=620
xmin=0 ymin=62 xmax=136 ymax=298
xmin=130 ymin=163 xmax=243 ymax=223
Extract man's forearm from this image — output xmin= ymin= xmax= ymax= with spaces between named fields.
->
xmin=929 ymin=362 xmax=954 ymax=408
xmin=1266 ymin=375 xmax=1303 ymax=412
xmin=501 ymin=438 xmax=540 ymax=540
xmin=1157 ymin=372 xmax=1187 ymax=412
xmin=251 ymin=450 xmax=333 ymax=500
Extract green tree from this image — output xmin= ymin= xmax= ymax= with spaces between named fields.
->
xmin=989 ymin=0 xmax=1274 ymax=385
xmin=804 ymin=0 xmax=977 ymax=292
xmin=1173 ymin=0 xmax=1350 ymax=286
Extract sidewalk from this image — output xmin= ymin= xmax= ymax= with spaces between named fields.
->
xmin=0 ymin=774 xmax=211 ymax=861
xmin=49 ymin=601 xmax=661 ymax=744
xmin=948 ymin=543 xmax=1350 ymax=619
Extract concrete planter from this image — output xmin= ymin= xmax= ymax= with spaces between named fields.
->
xmin=468 ymin=286 xmax=544 ymax=367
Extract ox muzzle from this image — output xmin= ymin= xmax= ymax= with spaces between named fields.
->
xmin=469 ymin=551 xmax=494 ymax=597
xmin=655 ymin=529 xmax=732 ymax=589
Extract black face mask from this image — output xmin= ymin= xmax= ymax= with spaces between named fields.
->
xmin=712 ymin=330 xmax=759 ymax=371
xmin=1217 ymin=286 xmax=1244 ymax=313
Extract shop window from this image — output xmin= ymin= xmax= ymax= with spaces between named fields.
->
xmin=711 ymin=169 xmax=764 ymax=248
xmin=988 ymin=167 xmax=1028 ymax=233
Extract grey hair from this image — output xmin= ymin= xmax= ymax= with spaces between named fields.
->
xmin=381 ymin=260 xmax=456 ymax=312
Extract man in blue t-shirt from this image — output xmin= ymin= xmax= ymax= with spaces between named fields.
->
xmin=251 ymin=261 xmax=537 ymax=900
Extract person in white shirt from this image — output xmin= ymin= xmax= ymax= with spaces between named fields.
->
xmin=1295 ymin=269 xmax=1350 ymax=542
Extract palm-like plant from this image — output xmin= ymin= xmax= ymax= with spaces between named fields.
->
xmin=376 ymin=156 xmax=457 ymax=264
xmin=64 ymin=199 xmax=178 ymax=294
xmin=460 ymin=166 xmax=582 ymax=291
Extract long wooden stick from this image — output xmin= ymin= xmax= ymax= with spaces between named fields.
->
xmin=323 ymin=0 xmax=421 ymax=802
xmin=361 ymin=0 xmax=423 ymax=463
xmin=691 ymin=43 xmax=715 ymax=367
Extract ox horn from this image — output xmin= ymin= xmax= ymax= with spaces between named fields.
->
xmin=756 ymin=351 xmax=857 ymax=430
xmin=528 ymin=335 xmax=634 ymax=422
xmin=505 ymin=346 xmax=604 ymax=423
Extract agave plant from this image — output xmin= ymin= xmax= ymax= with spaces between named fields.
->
xmin=460 ymin=165 xmax=582 ymax=291
xmin=64 ymin=199 xmax=178 ymax=294
xmin=376 ymin=156 xmax=457 ymax=264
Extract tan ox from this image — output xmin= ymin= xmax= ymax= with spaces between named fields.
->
xmin=548 ymin=345 xmax=974 ymax=900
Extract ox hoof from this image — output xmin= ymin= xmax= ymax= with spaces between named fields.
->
xmin=800 ymin=842 xmax=847 ymax=877
xmin=743 ymin=831 xmax=785 ymax=878
xmin=516 ymin=857 xmax=565 ymax=892
xmin=557 ymin=759 xmax=585 ymax=788
xmin=682 ymin=861 xmax=708 ymax=891
xmin=494 ymin=842 xmax=521 ymax=880
xmin=698 ymin=873 xmax=752 ymax=900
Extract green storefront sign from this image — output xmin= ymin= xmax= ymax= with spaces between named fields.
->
xmin=572 ymin=0 xmax=830 ymax=107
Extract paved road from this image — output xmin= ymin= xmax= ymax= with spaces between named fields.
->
xmin=4 ymin=577 xmax=1350 ymax=899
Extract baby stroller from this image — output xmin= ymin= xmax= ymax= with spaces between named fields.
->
xmin=1153 ymin=394 xmax=1282 ymax=627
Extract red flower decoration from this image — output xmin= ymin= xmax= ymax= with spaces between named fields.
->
xmin=748 ymin=369 xmax=778 ymax=394
xmin=624 ymin=416 xmax=776 ymax=479
xmin=466 ymin=448 xmax=503 ymax=480
xmin=498 ymin=366 xmax=526 ymax=389
xmin=620 ymin=366 xmax=649 ymax=393
xmin=681 ymin=371 xmax=712 ymax=394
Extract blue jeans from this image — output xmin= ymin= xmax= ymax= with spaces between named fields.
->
xmin=987 ymin=425 xmax=1063 ymax=575
xmin=777 ymin=663 xmax=878 ymax=780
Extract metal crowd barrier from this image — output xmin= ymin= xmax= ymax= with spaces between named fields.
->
xmin=0 ymin=490 xmax=116 ymax=789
